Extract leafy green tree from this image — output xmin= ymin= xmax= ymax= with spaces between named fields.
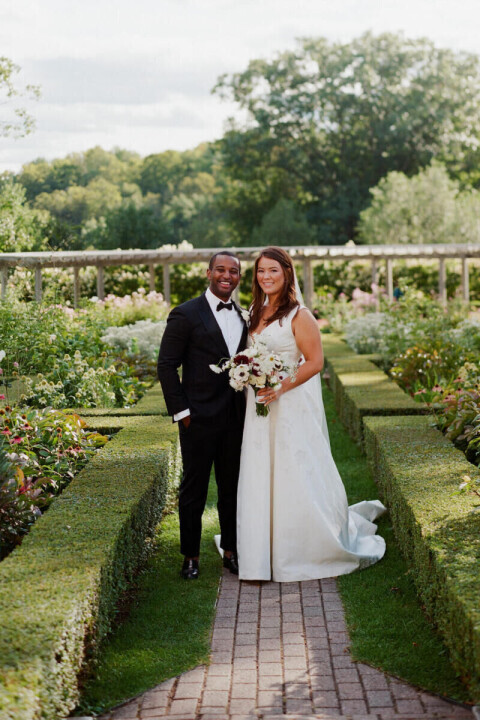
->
xmin=18 ymin=147 xmax=142 ymax=200
xmin=34 ymin=178 xmax=122 ymax=227
xmin=82 ymin=146 xmax=142 ymax=185
xmin=215 ymin=32 xmax=480 ymax=244
xmin=251 ymin=198 xmax=315 ymax=246
xmin=0 ymin=57 xmax=40 ymax=137
xmin=357 ymin=162 xmax=480 ymax=244
xmin=0 ymin=178 xmax=49 ymax=252
xmin=139 ymin=150 xmax=188 ymax=203
xmin=93 ymin=203 xmax=169 ymax=250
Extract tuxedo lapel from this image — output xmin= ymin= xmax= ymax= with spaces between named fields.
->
xmin=197 ymin=293 xmax=230 ymax=357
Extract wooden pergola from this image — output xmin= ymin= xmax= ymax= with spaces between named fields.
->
xmin=0 ymin=244 xmax=478 ymax=309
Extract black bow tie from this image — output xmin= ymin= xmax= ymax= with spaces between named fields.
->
xmin=216 ymin=301 xmax=234 ymax=311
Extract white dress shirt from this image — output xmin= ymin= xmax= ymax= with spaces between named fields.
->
xmin=173 ymin=288 xmax=244 ymax=422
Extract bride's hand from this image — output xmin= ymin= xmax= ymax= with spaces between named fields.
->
xmin=257 ymin=380 xmax=287 ymax=406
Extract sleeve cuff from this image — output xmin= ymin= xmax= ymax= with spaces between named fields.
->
xmin=173 ymin=409 xmax=190 ymax=422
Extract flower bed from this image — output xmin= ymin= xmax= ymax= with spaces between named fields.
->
xmin=0 ymin=405 xmax=107 ymax=557
xmin=0 ymin=294 xmax=168 ymax=410
xmin=0 ymin=398 xmax=180 ymax=720
xmin=341 ymin=291 xmax=480 ymax=468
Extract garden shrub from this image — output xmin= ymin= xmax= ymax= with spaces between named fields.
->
xmin=0 ymin=412 xmax=180 ymax=720
xmin=363 ymin=415 xmax=480 ymax=701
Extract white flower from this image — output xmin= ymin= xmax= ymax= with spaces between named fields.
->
xmin=0 ymin=350 xmax=5 ymax=362
xmin=230 ymin=364 xmax=250 ymax=383
xmin=257 ymin=354 xmax=276 ymax=374
xmin=209 ymin=364 xmax=223 ymax=374
xmin=240 ymin=308 xmax=250 ymax=323
xmin=250 ymin=373 xmax=267 ymax=388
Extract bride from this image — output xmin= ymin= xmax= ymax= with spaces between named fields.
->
xmin=236 ymin=246 xmax=386 ymax=582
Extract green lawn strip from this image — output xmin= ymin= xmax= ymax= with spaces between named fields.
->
xmin=78 ymin=475 xmax=222 ymax=715
xmin=323 ymin=383 xmax=472 ymax=703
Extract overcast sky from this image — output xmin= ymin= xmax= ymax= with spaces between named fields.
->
xmin=1 ymin=0 xmax=480 ymax=173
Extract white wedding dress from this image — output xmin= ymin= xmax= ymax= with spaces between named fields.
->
xmin=236 ymin=306 xmax=386 ymax=582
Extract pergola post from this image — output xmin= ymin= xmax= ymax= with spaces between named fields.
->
xmin=162 ymin=263 xmax=171 ymax=304
xmin=148 ymin=263 xmax=156 ymax=292
xmin=97 ymin=266 xmax=105 ymax=301
xmin=438 ymin=258 xmax=447 ymax=305
xmin=371 ymin=259 xmax=378 ymax=287
xmin=385 ymin=258 xmax=393 ymax=300
xmin=1 ymin=268 xmax=7 ymax=300
xmin=73 ymin=267 xmax=80 ymax=308
xmin=461 ymin=257 xmax=469 ymax=303
xmin=302 ymin=259 xmax=314 ymax=309
xmin=35 ymin=267 xmax=42 ymax=302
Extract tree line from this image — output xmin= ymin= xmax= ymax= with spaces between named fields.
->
xmin=2 ymin=31 xmax=480 ymax=253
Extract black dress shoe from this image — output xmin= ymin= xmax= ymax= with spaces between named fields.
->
xmin=181 ymin=557 xmax=199 ymax=580
xmin=223 ymin=553 xmax=239 ymax=575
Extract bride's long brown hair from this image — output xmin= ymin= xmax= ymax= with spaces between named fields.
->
xmin=249 ymin=247 xmax=299 ymax=332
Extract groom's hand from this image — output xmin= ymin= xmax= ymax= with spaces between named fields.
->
xmin=182 ymin=416 xmax=191 ymax=429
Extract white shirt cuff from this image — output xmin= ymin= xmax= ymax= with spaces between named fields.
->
xmin=174 ymin=409 xmax=190 ymax=422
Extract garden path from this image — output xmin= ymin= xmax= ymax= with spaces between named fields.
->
xmin=98 ymin=570 xmax=474 ymax=720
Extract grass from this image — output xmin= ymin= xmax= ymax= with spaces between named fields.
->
xmin=325 ymin=384 xmax=472 ymax=703
xmin=77 ymin=477 xmax=222 ymax=715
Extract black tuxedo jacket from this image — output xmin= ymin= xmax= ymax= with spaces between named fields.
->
xmin=157 ymin=293 xmax=248 ymax=427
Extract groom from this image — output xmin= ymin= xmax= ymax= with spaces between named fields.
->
xmin=157 ymin=251 xmax=248 ymax=580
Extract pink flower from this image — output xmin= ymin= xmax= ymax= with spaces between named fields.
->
xmin=432 ymin=385 xmax=443 ymax=392
xmin=414 ymin=389 xmax=427 ymax=395
xmin=1 ymin=429 xmax=12 ymax=435
xmin=11 ymin=436 xmax=22 ymax=444
xmin=13 ymin=361 xmax=19 ymax=368
xmin=0 ymin=394 xmax=5 ymax=400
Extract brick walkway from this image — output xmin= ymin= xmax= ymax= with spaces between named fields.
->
xmin=99 ymin=572 xmax=474 ymax=720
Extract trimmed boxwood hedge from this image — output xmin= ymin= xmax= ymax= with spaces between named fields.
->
xmin=0 ymin=413 xmax=180 ymax=720
xmin=363 ymin=415 xmax=480 ymax=701
xmin=322 ymin=334 xmax=429 ymax=443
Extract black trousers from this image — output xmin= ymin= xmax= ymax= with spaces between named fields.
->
xmin=178 ymin=418 xmax=243 ymax=558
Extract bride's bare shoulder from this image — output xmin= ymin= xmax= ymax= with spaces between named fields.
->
xmin=292 ymin=305 xmax=317 ymax=332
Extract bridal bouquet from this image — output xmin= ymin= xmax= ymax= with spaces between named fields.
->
xmin=210 ymin=336 xmax=297 ymax=417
